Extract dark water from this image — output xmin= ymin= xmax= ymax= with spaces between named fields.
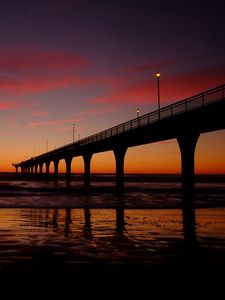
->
xmin=0 ymin=173 xmax=225 ymax=298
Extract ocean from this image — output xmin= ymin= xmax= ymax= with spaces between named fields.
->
xmin=0 ymin=173 xmax=225 ymax=298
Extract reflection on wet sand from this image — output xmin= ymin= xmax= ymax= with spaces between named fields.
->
xmin=182 ymin=191 xmax=197 ymax=252
xmin=83 ymin=207 xmax=91 ymax=236
xmin=1 ymin=206 xmax=225 ymax=298
xmin=64 ymin=207 xmax=71 ymax=236
xmin=12 ymin=205 xmax=195 ymax=252
xmin=26 ymin=207 xmax=126 ymax=238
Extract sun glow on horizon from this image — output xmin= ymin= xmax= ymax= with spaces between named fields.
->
xmin=6 ymin=129 xmax=225 ymax=175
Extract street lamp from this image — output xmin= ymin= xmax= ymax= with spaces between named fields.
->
xmin=155 ymin=71 xmax=161 ymax=119
xmin=137 ymin=108 xmax=140 ymax=127
xmin=136 ymin=108 xmax=140 ymax=118
xmin=73 ymin=123 xmax=75 ymax=143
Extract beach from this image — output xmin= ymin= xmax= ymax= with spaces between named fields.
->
xmin=0 ymin=173 xmax=225 ymax=298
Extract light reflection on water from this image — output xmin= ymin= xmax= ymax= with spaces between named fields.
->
xmin=1 ymin=207 xmax=225 ymax=271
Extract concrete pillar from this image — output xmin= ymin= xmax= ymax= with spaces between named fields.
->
xmin=83 ymin=153 xmax=93 ymax=187
xmin=177 ymin=131 xmax=200 ymax=194
xmin=177 ymin=132 xmax=199 ymax=253
xmin=45 ymin=161 xmax=50 ymax=175
xmin=113 ymin=146 xmax=127 ymax=191
xmin=39 ymin=162 xmax=43 ymax=174
xmin=53 ymin=159 xmax=59 ymax=180
xmin=34 ymin=164 xmax=38 ymax=174
xmin=65 ymin=156 xmax=72 ymax=182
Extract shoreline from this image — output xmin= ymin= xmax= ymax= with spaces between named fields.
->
xmin=1 ymin=171 xmax=225 ymax=181
xmin=0 ymin=172 xmax=224 ymax=209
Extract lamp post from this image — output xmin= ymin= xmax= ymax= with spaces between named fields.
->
xmin=137 ymin=108 xmax=140 ymax=126
xmin=136 ymin=108 xmax=140 ymax=118
xmin=73 ymin=123 xmax=75 ymax=143
xmin=155 ymin=71 xmax=161 ymax=119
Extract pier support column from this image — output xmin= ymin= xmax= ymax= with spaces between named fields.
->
xmin=39 ymin=162 xmax=43 ymax=174
xmin=53 ymin=159 xmax=59 ymax=180
xmin=177 ymin=132 xmax=199 ymax=252
xmin=177 ymin=131 xmax=200 ymax=194
xmin=34 ymin=164 xmax=38 ymax=174
xmin=83 ymin=153 xmax=93 ymax=187
xmin=113 ymin=146 xmax=127 ymax=191
xmin=65 ymin=156 xmax=72 ymax=182
xmin=45 ymin=161 xmax=50 ymax=176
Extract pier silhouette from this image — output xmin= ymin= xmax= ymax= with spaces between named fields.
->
xmin=13 ymin=84 xmax=225 ymax=196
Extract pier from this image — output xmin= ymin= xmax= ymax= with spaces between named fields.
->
xmin=13 ymin=84 xmax=225 ymax=194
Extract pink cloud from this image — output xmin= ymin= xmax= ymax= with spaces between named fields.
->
xmin=90 ymin=65 xmax=225 ymax=106
xmin=0 ymin=47 xmax=92 ymax=96
xmin=90 ymin=80 xmax=156 ymax=105
xmin=0 ymin=49 xmax=90 ymax=72
xmin=84 ymin=106 xmax=117 ymax=115
xmin=0 ymin=75 xmax=89 ymax=96
xmin=54 ymin=126 xmax=71 ymax=132
xmin=31 ymin=110 xmax=51 ymax=116
xmin=1 ymin=48 xmax=224 ymax=109
xmin=1 ymin=130 xmax=13 ymax=136
xmin=162 ymin=66 xmax=225 ymax=101
xmin=0 ymin=72 xmax=126 ymax=98
xmin=0 ymin=101 xmax=22 ymax=110
xmin=29 ymin=119 xmax=76 ymax=128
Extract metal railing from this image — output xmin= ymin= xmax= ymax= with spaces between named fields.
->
xmin=33 ymin=83 xmax=225 ymax=161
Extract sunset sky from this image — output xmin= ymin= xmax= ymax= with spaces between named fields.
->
xmin=1 ymin=0 xmax=225 ymax=174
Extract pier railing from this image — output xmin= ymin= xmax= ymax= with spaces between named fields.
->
xmin=36 ymin=83 xmax=225 ymax=160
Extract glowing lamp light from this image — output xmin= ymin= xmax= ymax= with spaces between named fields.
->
xmin=136 ymin=108 xmax=140 ymax=117
xmin=155 ymin=71 xmax=161 ymax=118
xmin=155 ymin=71 xmax=160 ymax=78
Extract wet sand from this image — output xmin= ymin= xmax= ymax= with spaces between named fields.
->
xmin=0 ymin=207 xmax=225 ymax=299
xmin=1 ymin=249 xmax=225 ymax=299
xmin=0 ymin=173 xmax=225 ymax=298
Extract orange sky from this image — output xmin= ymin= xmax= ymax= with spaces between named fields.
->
xmin=1 ymin=1 xmax=225 ymax=175
xmin=35 ymin=130 xmax=225 ymax=175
